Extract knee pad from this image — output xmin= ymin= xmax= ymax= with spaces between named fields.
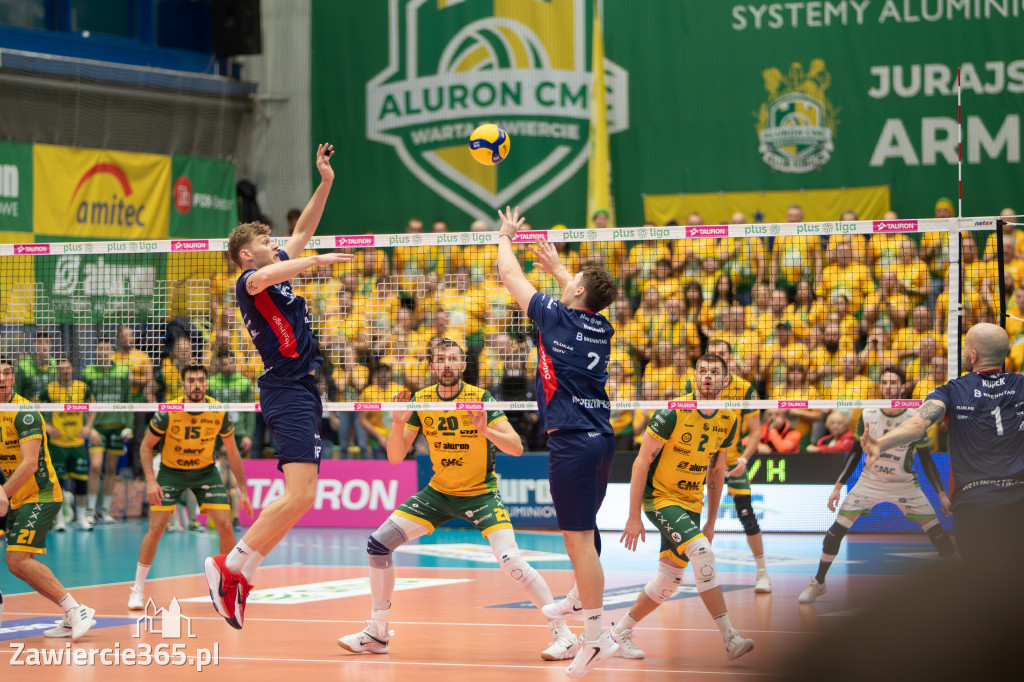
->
xmin=685 ymin=537 xmax=719 ymax=593
xmin=733 ymin=495 xmax=761 ymax=536
xmin=489 ymin=530 xmax=540 ymax=586
xmin=73 ymin=479 xmax=88 ymax=496
xmin=822 ymin=521 xmax=851 ymax=557
xmin=643 ymin=561 xmax=684 ymax=604
xmin=925 ymin=522 xmax=957 ymax=557
xmin=367 ymin=518 xmax=408 ymax=569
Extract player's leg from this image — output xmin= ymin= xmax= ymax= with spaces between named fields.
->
xmin=181 ymin=488 xmax=200 ymax=530
xmin=69 ymin=446 xmax=91 ymax=530
xmin=728 ymin=464 xmax=770 ymax=592
xmin=132 ymin=464 xmax=189 ymax=608
xmin=98 ymin=441 xmax=121 ymax=523
xmin=339 ymin=503 xmax=432 ymax=654
xmin=86 ymin=442 xmax=103 ymax=526
xmin=189 ymin=463 xmax=237 ymax=554
xmin=799 ymin=483 xmax=874 ymax=603
xmin=5 ymin=502 xmax=95 ymax=642
xmin=898 ymin=485 xmax=957 ymax=559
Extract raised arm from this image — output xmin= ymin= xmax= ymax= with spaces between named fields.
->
xmin=470 ymin=411 xmax=524 ymax=456
xmin=496 ymin=206 xmax=539 ymax=313
xmin=862 ymin=400 xmax=946 ymax=465
xmin=283 ymin=143 xmax=335 ymax=260
xmin=244 ymin=252 xmax=354 ymax=297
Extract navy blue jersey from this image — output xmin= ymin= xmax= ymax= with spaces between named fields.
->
xmin=236 ymin=250 xmax=323 ymax=388
xmin=527 ymin=292 xmax=614 ymax=434
xmin=927 ymin=371 xmax=1024 ymax=507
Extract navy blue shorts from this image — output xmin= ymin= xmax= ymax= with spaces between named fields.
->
xmin=259 ymin=374 xmax=323 ymax=472
xmin=547 ymin=429 xmax=616 ymax=531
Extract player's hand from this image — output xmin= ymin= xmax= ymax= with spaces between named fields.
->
xmin=861 ymin=430 xmax=881 ymax=466
xmin=620 ymin=515 xmax=645 ymax=551
xmin=728 ymin=458 xmax=748 ymax=478
xmin=146 ymin=480 xmax=163 ymax=507
xmin=938 ymin=491 xmax=952 ymax=516
xmin=529 ymin=238 xmax=565 ymax=275
xmin=827 ymin=487 xmax=841 ymax=512
xmin=239 ymin=491 xmax=254 ymax=518
xmin=316 ymin=142 xmax=335 ymax=183
xmin=240 ymin=436 xmax=252 ymax=455
xmin=702 ymin=520 xmax=716 ymax=543
xmin=46 ymin=424 xmax=61 ymax=439
xmin=756 ymin=442 xmax=772 ymax=454
xmin=78 ymin=426 xmax=92 ymax=440
xmin=498 ymin=205 xmax=525 ymax=240
xmin=121 ymin=429 xmax=134 ymax=442
xmin=317 ymin=252 xmax=355 ymax=266
xmin=89 ymin=429 xmax=101 ymax=447
xmin=468 ymin=407 xmax=488 ymax=432
xmin=392 ymin=390 xmax=413 ymax=425
xmin=0 ymin=486 xmax=9 ymax=517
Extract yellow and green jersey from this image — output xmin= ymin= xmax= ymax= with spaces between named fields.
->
xmin=148 ymin=396 xmax=234 ymax=470
xmin=406 ymin=382 xmax=507 ymax=497
xmin=42 ymin=380 xmax=92 ymax=447
xmin=644 ymin=394 xmax=738 ymax=514
xmin=0 ymin=395 xmax=62 ymax=509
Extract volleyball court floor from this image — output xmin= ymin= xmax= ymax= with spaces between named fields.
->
xmin=0 ymin=523 xmax=946 ymax=681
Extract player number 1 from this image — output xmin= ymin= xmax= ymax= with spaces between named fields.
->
xmin=991 ymin=406 xmax=1004 ymax=436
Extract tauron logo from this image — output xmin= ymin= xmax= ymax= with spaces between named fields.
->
xmin=756 ymin=59 xmax=837 ymax=174
xmin=366 ymin=0 xmax=629 ymax=221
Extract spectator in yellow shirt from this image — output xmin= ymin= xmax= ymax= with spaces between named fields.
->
xmin=771 ymin=204 xmax=821 ymax=294
xmin=862 ymin=270 xmax=912 ymax=334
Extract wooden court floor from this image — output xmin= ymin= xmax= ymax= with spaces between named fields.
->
xmin=0 ymin=524 xmax=950 ymax=681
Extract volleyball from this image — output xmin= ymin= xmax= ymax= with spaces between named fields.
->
xmin=468 ymin=124 xmax=510 ymax=165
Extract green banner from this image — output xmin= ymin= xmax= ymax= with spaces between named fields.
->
xmin=170 ymin=155 xmax=238 ymax=238
xmin=312 ymin=0 xmax=1023 ymax=232
xmin=0 ymin=140 xmax=33 ymax=233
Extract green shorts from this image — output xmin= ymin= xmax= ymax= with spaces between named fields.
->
xmin=50 ymin=444 xmax=90 ymax=481
xmin=394 ymin=485 xmax=512 ymax=537
xmin=726 ymin=471 xmax=751 ymax=497
xmin=93 ymin=425 xmax=127 ymax=454
xmin=645 ymin=505 xmax=704 ymax=568
xmin=152 ymin=464 xmax=230 ymax=514
xmin=5 ymin=501 xmax=61 ymax=555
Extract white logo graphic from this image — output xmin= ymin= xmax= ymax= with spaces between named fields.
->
xmin=134 ymin=598 xmax=196 ymax=639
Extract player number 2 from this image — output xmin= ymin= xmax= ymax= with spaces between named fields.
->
xmin=587 ymin=352 xmax=600 ymax=369
xmin=991 ymin=406 xmax=1004 ymax=436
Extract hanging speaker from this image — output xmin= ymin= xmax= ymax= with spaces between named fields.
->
xmin=212 ymin=0 xmax=262 ymax=56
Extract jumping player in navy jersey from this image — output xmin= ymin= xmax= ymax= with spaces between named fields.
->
xmin=497 ymin=206 xmax=620 ymax=678
xmin=204 ymin=143 xmax=354 ymax=629
xmin=863 ymin=323 xmax=1024 ymax=565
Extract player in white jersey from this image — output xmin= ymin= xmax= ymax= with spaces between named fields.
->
xmin=798 ymin=367 xmax=956 ymax=603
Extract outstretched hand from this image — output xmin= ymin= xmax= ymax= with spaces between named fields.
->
xmin=498 ymin=206 xmax=525 ymax=240
xmin=392 ymin=390 xmax=413 ymax=425
xmin=316 ymin=143 xmax=335 ymax=183
xmin=529 ymin=238 xmax=565 ymax=276
xmin=861 ymin=430 xmax=881 ymax=467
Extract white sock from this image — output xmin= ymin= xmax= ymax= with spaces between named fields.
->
xmin=58 ymin=593 xmax=80 ymax=614
xmin=549 ymin=619 xmax=571 ymax=638
xmin=613 ymin=612 xmax=640 ymax=635
xmin=241 ymin=549 xmax=265 ymax=582
xmin=754 ymin=555 xmax=767 ymax=572
xmin=225 ymin=541 xmax=255 ymax=573
xmin=582 ymin=608 xmax=603 ymax=641
xmin=87 ymin=494 xmax=97 ymax=513
xmin=134 ymin=563 xmax=150 ymax=591
xmin=371 ymin=608 xmax=390 ymax=637
xmin=713 ymin=613 xmax=734 ymax=639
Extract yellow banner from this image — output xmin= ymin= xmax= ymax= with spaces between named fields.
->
xmin=586 ymin=6 xmax=614 ymax=228
xmin=643 ymin=185 xmax=891 ymax=226
xmin=33 ymin=144 xmax=170 ymax=240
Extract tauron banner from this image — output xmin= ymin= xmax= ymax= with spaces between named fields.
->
xmin=170 ymin=155 xmax=239 ymax=239
xmin=313 ymin=1 xmax=1022 ymax=232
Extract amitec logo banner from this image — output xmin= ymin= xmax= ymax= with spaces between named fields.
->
xmin=33 ymin=145 xmax=170 ymax=240
xmin=365 ymin=0 xmax=628 ymax=222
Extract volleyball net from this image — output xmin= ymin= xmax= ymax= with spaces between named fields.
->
xmin=0 ymin=215 xmax=1006 ymax=421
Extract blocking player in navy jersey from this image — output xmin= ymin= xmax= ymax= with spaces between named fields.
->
xmin=338 ymin=339 xmax=576 ymax=660
xmin=497 ymin=206 xmax=620 ymax=678
xmin=798 ymin=367 xmax=956 ymax=604
xmin=205 ymin=143 xmax=354 ymax=630
xmin=616 ymin=353 xmax=755 ymax=662
xmin=863 ymin=323 xmax=1024 ymax=565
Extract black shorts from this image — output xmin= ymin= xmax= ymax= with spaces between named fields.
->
xmin=259 ymin=374 xmax=323 ymax=472
xmin=547 ymin=429 xmax=616 ymax=531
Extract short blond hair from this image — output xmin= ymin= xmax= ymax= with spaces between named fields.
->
xmin=227 ymin=222 xmax=272 ymax=267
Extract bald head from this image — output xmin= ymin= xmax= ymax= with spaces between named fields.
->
xmin=964 ymin=323 xmax=1009 ymax=371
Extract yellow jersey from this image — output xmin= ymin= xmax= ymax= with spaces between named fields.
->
xmin=405 ymin=382 xmax=507 ymax=497
xmin=0 ymin=395 xmax=62 ymax=509
xmin=643 ymin=396 xmax=737 ymax=513
xmin=148 ymin=397 xmax=234 ymax=470
xmin=42 ymin=380 xmax=91 ymax=447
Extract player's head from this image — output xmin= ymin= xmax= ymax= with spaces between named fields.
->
xmin=693 ymin=353 xmax=729 ymax=399
xmin=0 ymin=357 xmax=14 ymax=401
xmin=878 ymin=366 xmax=906 ymax=399
xmin=561 ymin=264 xmax=617 ymax=313
xmin=707 ymin=339 xmax=733 ymax=365
xmin=56 ymin=354 xmax=74 ymax=383
xmin=963 ymin=322 xmax=1010 ymax=371
xmin=95 ymin=339 xmax=114 ymax=365
xmin=172 ymin=336 xmax=193 ymax=364
xmin=181 ymin=364 xmax=209 ymax=403
xmin=117 ymin=324 xmax=135 ymax=350
xmin=935 ymin=197 xmax=954 ymax=218
xmin=214 ymin=351 xmax=236 ymax=376
xmin=429 ymin=338 xmax=466 ymax=388
xmin=228 ymin=221 xmax=277 ymax=269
